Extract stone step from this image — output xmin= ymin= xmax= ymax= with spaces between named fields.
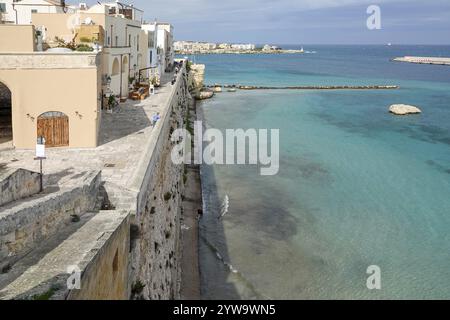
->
xmin=0 ymin=210 xmax=129 ymax=300
xmin=0 ymin=171 xmax=101 ymax=267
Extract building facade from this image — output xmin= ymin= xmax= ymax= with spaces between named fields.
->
xmin=0 ymin=25 xmax=102 ymax=149
xmin=31 ymin=2 xmax=149 ymax=99
xmin=0 ymin=0 xmax=75 ymax=25
xmin=0 ymin=2 xmax=174 ymax=149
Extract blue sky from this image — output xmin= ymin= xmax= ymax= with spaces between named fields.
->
xmin=83 ymin=0 xmax=450 ymax=44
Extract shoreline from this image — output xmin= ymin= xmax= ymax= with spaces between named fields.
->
xmin=180 ymin=96 xmax=202 ymax=300
xmin=176 ymin=50 xmax=305 ymax=55
xmin=205 ymin=84 xmax=399 ymax=90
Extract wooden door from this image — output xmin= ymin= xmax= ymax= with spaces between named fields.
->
xmin=37 ymin=112 xmax=69 ymax=147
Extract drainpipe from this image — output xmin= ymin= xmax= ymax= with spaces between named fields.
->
xmin=119 ymin=54 xmax=123 ymax=98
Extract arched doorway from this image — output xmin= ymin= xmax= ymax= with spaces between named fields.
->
xmin=37 ymin=111 xmax=69 ymax=147
xmin=109 ymin=57 xmax=121 ymax=96
xmin=112 ymin=58 xmax=120 ymax=75
xmin=0 ymin=82 xmax=12 ymax=144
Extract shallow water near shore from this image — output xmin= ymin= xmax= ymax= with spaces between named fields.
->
xmin=192 ymin=45 xmax=450 ymax=299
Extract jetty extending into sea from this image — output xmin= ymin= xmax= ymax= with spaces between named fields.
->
xmin=205 ymin=84 xmax=399 ymax=90
xmin=393 ymin=56 xmax=450 ymax=66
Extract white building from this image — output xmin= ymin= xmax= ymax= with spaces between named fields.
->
xmin=0 ymin=0 xmax=75 ymax=25
xmin=156 ymin=22 xmax=174 ymax=72
xmin=141 ymin=23 xmax=164 ymax=81
xmin=76 ymin=2 xmax=145 ymax=97
xmin=174 ymin=41 xmax=217 ymax=52
xmin=231 ymin=43 xmax=255 ymax=51
xmin=262 ymin=44 xmax=280 ymax=51
xmin=143 ymin=22 xmax=174 ymax=73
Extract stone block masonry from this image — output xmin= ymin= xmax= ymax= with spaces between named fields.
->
xmin=0 ymin=61 xmax=196 ymax=300
xmin=128 ymin=67 xmax=193 ymax=300
xmin=0 ymin=210 xmax=130 ymax=300
xmin=0 ymin=168 xmax=41 ymax=207
xmin=0 ymin=171 xmax=101 ymax=267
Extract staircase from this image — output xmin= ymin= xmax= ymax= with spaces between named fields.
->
xmin=0 ymin=169 xmax=131 ymax=300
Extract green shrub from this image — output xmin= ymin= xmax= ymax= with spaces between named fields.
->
xmin=186 ymin=60 xmax=192 ymax=72
xmin=164 ymin=192 xmax=172 ymax=202
xmin=79 ymin=36 xmax=93 ymax=43
xmin=32 ymin=287 xmax=58 ymax=300
xmin=76 ymin=44 xmax=94 ymax=52
xmin=131 ymin=280 xmax=146 ymax=295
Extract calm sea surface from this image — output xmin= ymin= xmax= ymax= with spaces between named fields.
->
xmin=185 ymin=45 xmax=450 ymax=299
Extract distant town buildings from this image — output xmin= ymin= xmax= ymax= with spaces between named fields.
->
xmin=262 ymin=44 xmax=281 ymax=52
xmin=230 ymin=43 xmax=255 ymax=51
xmin=174 ymin=41 xmax=256 ymax=53
xmin=173 ymin=41 xmax=287 ymax=54
xmin=0 ymin=1 xmax=175 ymax=148
xmin=174 ymin=41 xmax=217 ymax=52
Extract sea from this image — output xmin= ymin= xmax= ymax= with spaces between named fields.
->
xmin=184 ymin=45 xmax=450 ymax=299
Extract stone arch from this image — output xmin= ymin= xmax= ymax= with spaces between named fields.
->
xmin=122 ymin=55 xmax=128 ymax=73
xmin=0 ymin=81 xmax=12 ymax=143
xmin=112 ymin=57 xmax=120 ymax=76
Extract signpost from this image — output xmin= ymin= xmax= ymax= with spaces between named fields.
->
xmin=34 ymin=136 xmax=46 ymax=192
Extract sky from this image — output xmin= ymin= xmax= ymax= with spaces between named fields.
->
xmin=82 ymin=0 xmax=450 ymax=44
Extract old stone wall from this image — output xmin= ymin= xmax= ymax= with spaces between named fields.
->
xmin=0 ymin=169 xmax=41 ymax=207
xmin=0 ymin=171 xmax=101 ymax=266
xmin=67 ymin=211 xmax=130 ymax=300
xmin=188 ymin=64 xmax=205 ymax=97
xmin=129 ymin=69 xmax=192 ymax=300
xmin=0 ymin=62 xmax=194 ymax=300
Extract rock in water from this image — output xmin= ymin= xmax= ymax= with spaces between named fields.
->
xmin=197 ymin=90 xmax=214 ymax=100
xmin=213 ymin=86 xmax=222 ymax=93
xmin=389 ymin=104 xmax=422 ymax=115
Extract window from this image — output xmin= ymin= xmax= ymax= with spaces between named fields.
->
xmin=137 ymin=35 xmax=139 ymax=51
xmin=31 ymin=9 xmax=38 ymax=14
xmin=0 ymin=3 xmax=6 ymax=13
xmin=128 ymin=34 xmax=131 ymax=47
xmin=115 ymin=36 xmax=118 ymax=47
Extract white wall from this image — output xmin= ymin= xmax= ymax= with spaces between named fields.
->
xmin=1 ymin=0 xmax=72 ymax=25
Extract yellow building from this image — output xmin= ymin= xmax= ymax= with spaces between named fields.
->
xmin=0 ymin=2 xmax=169 ymax=150
xmin=0 ymin=25 xmax=102 ymax=149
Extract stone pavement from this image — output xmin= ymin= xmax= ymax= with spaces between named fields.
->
xmin=0 ymin=71 xmax=178 ymax=200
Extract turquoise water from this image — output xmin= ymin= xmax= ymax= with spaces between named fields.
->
xmin=190 ymin=46 xmax=450 ymax=299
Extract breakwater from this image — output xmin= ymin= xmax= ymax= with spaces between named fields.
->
xmin=393 ymin=56 xmax=450 ymax=66
xmin=205 ymin=84 xmax=399 ymax=90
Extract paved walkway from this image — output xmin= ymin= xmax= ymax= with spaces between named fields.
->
xmin=0 ymin=72 xmax=177 ymax=193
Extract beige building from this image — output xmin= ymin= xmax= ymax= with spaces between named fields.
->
xmin=31 ymin=2 xmax=147 ymax=100
xmin=0 ymin=0 xmax=75 ymax=25
xmin=0 ymin=24 xmax=102 ymax=149
xmin=0 ymin=2 xmax=175 ymax=150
